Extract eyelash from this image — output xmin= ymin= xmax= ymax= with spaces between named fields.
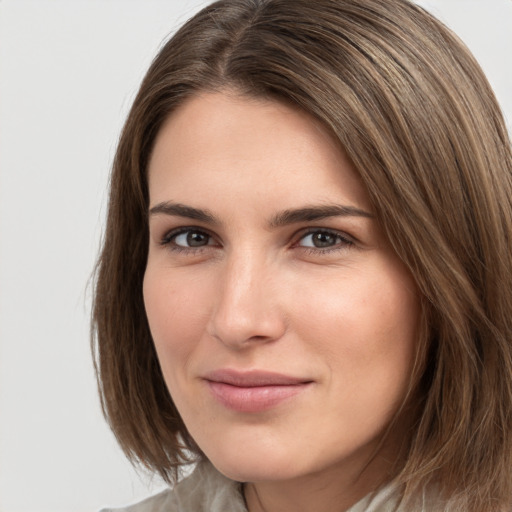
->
xmin=160 ymin=227 xmax=217 ymax=253
xmin=159 ymin=227 xmax=355 ymax=254
xmin=296 ymin=228 xmax=354 ymax=254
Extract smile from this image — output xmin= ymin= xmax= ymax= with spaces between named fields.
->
xmin=204 ymin=370 xmax=313 ymax=413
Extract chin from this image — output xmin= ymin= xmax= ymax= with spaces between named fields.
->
xmin=202 ymin=439 xmax=304 ymax=483
xmin=212 ymin=459 xmax=300 ymax=484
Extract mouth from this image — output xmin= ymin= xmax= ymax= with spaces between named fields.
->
xmin=203 ymin=369 xmax=313 ymax=413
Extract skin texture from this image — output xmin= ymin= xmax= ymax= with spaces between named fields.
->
xmin=143 ymin=91 xmax=420 ymax=512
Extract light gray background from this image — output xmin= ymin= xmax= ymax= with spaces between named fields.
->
xmin=0 ymin=1 xmax=510 ymax=511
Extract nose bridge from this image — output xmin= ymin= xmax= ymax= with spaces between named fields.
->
xmin=208 ymin=246 xmax=285 ymax=347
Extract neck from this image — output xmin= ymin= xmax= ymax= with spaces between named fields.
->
xmin=243 ymin=443 xmax=399 ymax=512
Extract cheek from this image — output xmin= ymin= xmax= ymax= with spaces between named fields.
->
xmin=289 ymin=262 xmax=418 ymax=389
xmin=142 ymin=266 xmax=212 ymax=371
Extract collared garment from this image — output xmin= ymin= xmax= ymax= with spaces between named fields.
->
xmin=98 ymin=461 xmax=421 ymax=512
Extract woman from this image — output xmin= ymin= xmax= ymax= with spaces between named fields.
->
xmin=92 ymin=0 xmax=512 ymax=510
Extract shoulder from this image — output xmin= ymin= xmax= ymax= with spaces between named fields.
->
xmin=99 ymin=462 xmax=247 ymax=512
xmin=99 ymin=487 xmax=172 ymax=512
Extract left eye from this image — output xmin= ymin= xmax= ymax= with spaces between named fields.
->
xmin=172 ymin=230 xmax=213 ymax=248
xmin=298 ymin=230 xmax=350 ymax=249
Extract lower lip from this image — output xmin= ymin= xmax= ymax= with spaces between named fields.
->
xmin=207 ymin=381 xmax=310 ymax=413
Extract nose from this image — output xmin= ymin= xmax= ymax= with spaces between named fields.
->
xmin=207 ymin=252 xmax=287 ymax=349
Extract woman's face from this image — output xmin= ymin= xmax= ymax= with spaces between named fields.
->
xmin=144 ymin=91 xmax=419 ymax=487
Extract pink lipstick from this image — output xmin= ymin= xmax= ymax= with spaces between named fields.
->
xmin=204 ymin=369 xmax=312 ymax=413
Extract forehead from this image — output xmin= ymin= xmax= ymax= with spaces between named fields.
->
xmin=147 ymin=91 xmax=371 ymax=214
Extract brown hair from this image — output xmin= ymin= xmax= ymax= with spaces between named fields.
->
xmin=92 ymin=0 xmax=512 ymax=509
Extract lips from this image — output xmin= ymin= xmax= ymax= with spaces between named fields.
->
xmin=204 ymin=369 xmax=312 ymax=413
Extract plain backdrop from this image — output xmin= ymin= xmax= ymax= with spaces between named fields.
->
xmin=0 ymin=1 xmax=510 ymax=511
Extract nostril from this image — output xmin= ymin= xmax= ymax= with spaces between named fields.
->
xmin=207 ymin=305 xmax=286 ymax=349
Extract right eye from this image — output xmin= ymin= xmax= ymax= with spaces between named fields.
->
xmin=161 ymin=228 xmax=216 ymax=250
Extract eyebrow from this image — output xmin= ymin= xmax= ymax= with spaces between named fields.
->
xmin=148 ymin=201 xmax=373 ymax=227
xmin=269 ymin=204 xmax=374 ymax=227
xmin=149 ymin=202 xmax=217 ymax=224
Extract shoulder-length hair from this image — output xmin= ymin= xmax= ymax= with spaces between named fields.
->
xmin=92 ymin=0 xmax=512 ymax=509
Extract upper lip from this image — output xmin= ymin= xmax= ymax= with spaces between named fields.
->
xmin=204 ymin=369 xmax=312 ymax=387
